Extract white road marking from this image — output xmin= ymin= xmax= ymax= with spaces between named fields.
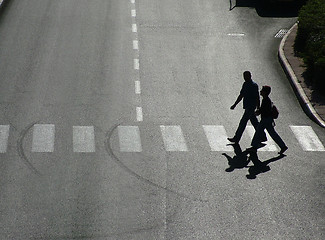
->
xmin=73 ymin=126 xmax=95 ymax=152
xmin=131 ymin=9 xmax=136 ymax=17
xmin=130 ymin=0 xmax=135 ymax=4
xmin=203 ymin=125 xmax=233 ymax=151
xmin=136 ymin=107 xmax=143 ymax=122
xmin=246 ymin=126 xmax=278 ymax=151
xmin=132 ymin=23 xmax=137 ymax=33
xmin=227 ymin=33 xmax=245 ymax=37
xmin=133 ymin=40 xmax=139 ymax=50
xmin=290 ymin=126 xmax=325 ymax=151
xmin=0 ymin=125 xmax=10 ymax=153
xmin=118 ymin=126 xmax=142 ymax=152
xmin=275 ymin=29 xmax=289 ymax=38
xmin=32 ymin=124 xmax=55 ymax=152
xmin=160 ymin=125 xmax=188 ymax=151
xmin=134 ymin=58 xmax=139 ymax=70
xmin=135 ymin=81 xmax=141 ymax=94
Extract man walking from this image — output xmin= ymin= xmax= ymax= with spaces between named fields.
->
xmin=228 ymin=71 xmax=266 ymax=144
xmin=247 ymin=86 xmax=288 ymax=154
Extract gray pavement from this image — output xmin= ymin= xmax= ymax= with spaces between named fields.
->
xmin=0 ymin=1 xmax=324 ymax=239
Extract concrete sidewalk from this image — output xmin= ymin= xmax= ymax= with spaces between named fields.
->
xmin=279 ymin=23 xmax=325 ymax=128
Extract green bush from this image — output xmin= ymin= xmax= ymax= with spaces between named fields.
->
xmin=314 ymin=57 xmax=325 ymax=91
xmin=294 ymin=0 xmax=325 ymax=92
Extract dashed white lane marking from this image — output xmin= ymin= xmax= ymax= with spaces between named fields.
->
xmin=160 ymin=125 xmax=188 ymax=152
xmin=130 ymin=0 xmax=142 ymax=121
xmin=290 ymin=126 xmax=325 ymax=151
xmin=73 ymin=126 xmax=95 ymax=152
xmin=118 ymin=126 xmax=142 ymax=152
xmin=134 ymin=58 xmax=139 ymax=70
xmin=32 ymin=124 xmax=55 ymax=152
xmin=136 ymin=107 xmax=143 ymax=122
xmin=132 ymin=23 xmax=137 ymax=33
xmin=203 ymin=125 xmax=233 ymax=151
xmin=0 ymin=125 xmax=10 ymax=153
xmin=246 ymin=126 xmax=278 ymax=151
xmin=131 ymin=9 xmax=136 ymax=17
xmin=133 ymin=40 xmax=139 ymax=50
xmin=135 ymin=81 xmax=141 ymax=94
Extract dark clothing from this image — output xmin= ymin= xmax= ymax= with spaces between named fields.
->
xmin=251 ymin=97 xmax=286 ymax=149
xmin=234 ymin=107 xmax=260 ymax=141
xmin=240 ymin=80 xmax=259 ymax=109
xmin=260 ymin=97 xmax=273 ymax=119
xmin=233 ymin=79 xmax=265 ymax=142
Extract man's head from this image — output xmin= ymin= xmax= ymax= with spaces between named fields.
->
xmin=261 ymin=85 xmax=271 ymax=96
xmin=243 ymin=71 xmax=252 ymax=81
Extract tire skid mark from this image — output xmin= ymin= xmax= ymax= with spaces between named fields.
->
xmin=17 ymin=121 xmax=43 ymax=176
xmin=105 ymin=123 xmax=208 ymax=203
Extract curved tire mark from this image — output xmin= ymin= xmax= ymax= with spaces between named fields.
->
xmin=105 ymin=123 xmax=208 ymax=203
xmin=17 ymin=121 xmax=42 ymax=176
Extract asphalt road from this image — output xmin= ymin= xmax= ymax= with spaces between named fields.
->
xmin=0 ymin=0 xmax=324 ymax=239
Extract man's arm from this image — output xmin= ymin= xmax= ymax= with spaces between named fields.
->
xmin=230 ymin=94 xmax=243 ymax=110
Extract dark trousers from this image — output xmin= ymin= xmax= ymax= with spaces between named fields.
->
xmin=234 ymin=107 xmax=262 ymax=141
xmin=251 ymin=117 xmax=286 ymax=149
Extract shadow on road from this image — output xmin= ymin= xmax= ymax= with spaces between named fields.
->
xmin=222 ymin=144 xmax=250 ymax=172
xmin=222 ymin=144 xmax=286 ymax=179
xmin=230 ymin=0 xmax=306 ymax=18
xmin=246 ymin=151 xmax=285 ymax=179
xmin=0 ymin=0 xmax=13 ymax=24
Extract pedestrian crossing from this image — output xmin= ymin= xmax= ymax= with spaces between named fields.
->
xmin=118 ymin=126 xmax=142 ymax=152
xmin=290 ymin=126 xmax=325 ymax=151
xmin=246 ymin=126 xmax=278 ymax=152
xmin=203 ymin=125 xmax=233 ymax=152
xmin=32 ymin=124 xmax=55 ymax=152
xmin=0 ymin=124 xmax=324 ymax=153
xmin=160 ymin=125 xmax=188 ymax=152
xmin=73 ymin=126 xmax=96 ymax=153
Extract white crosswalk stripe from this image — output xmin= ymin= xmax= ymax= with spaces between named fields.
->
xmin=246 ymin=126 xmax=278 ymax=151
xmin=290 ymin=126 xmax=325 ymax=151
xmin=118 ymin=126 xmax=142 ymax=152
xmin=0 ymin=125 xmax=10 ymax=153
xmin=32 ymin=124 xmax=55 ymax=152
xmin=160 ymin=125 xmax=188 ymax=151
xmin=73 ymin=126 xmax=95 ymax=152
xmin=203 ymin=125 xmax=233 ymax=151
xmin=0 ymin=124 xmax=324 ymax=153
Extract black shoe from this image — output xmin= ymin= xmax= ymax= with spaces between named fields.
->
xmin=256 ymin=142 xmax=266 ymax=149
xmin=261 ymin=136 xmax=267 ymax=142
xmin=227 ymin=137 xmax=239 ymax=144
xmin=279 ymin=146 xmax=288 ymax=155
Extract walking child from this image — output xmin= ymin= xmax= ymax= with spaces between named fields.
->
xmin=247 ymin=85 xmax=288 ymax=155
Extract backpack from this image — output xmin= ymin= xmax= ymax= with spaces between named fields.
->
xmin=271 ymin=103 xmax=279 ymax=119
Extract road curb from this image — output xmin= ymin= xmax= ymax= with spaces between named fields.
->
xmin=278 ymin=23 xmax=325 ymax=128
xmin=0 ymin=0 xmax=7 ymax=10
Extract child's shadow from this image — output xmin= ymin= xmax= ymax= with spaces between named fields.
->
xmin=222 ymin=144 xmax=250 ymax=172
xmin=246 ymin=152 xmax=285 ymax=179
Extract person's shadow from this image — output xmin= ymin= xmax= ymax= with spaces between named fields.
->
xmin=246 ymin=151 xmax=286 ymax=179
xmin=222 ymin=143 xmax=250 ymax=172
xmin=223 ymin=144 xmax=286 ymax=178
